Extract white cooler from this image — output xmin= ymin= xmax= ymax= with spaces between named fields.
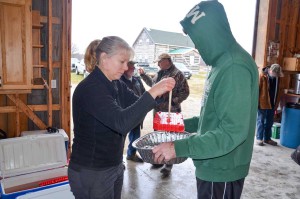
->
xmin=16 ymin=184 xmax=74 ymax=199
xmin=21 ymin=129 xmax=69 ymax=153
xmin=0 ymin=134 xmax=69 ymax=199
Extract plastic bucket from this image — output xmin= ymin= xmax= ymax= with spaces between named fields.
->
xmin=280 ymin=103 xmax=300 ymax=149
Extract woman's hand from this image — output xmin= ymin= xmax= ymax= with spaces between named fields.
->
xmin=148 ymin=77 xmax=175 ymax=99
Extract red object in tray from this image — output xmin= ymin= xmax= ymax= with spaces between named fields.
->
xmin=153 ymin=112 xmax=185 ymax=132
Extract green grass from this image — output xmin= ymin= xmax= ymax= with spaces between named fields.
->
xmin=187 ymin=72 xmax=207 ymax=98
xmin=71 ymin=71 xmax=208 ymax=98
xmin=71 ymin=72 xmax=84 ymax=84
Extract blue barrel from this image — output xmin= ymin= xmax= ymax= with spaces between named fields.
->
xmin=280 ymin=103 xmax=300 ymax=149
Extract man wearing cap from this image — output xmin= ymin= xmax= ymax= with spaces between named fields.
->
xmin=256 ymin=64 xmax=284 ymax=146
xmin=138 ymin=53 xmax=190 ymax=176
xmin=121 ymin=61 xmax=146 ymax=162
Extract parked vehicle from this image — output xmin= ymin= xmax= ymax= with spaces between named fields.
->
xmin=144 ymin=65 xmax=159 ymax=77
xmin=74 ymin=59 xmax=86 ymax=75
xmin=137 ymin=63 xmax=159 ymax=77
xmin=71 ymin=58 xmax=80 ymax=72
xmin=174 ymin=62 xmax=192 ymax=79
xmin=137 ymin=62 xmax=150 ymax=68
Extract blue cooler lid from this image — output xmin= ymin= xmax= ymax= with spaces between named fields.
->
xmin=0 ymin=134 xmax=67 ymax=178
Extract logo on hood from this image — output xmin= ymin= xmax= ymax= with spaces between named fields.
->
xmin=185 ymin=5 xmax=206 ymax=24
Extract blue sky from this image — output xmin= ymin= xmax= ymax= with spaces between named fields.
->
xmin=72 ymin=0 xmax=256 ymax=54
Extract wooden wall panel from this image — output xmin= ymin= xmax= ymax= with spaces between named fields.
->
xmin=0 ymin=0 xmax=32 ymax=90
xmin=254 ymin=0 xmax=270 ymax=68
xmin=0 ymin=0 xmax=71 ymax=139
xmin=62 ymin=0 xmax=72 ymax=139
xmin=255 ymin=0 xmax=300 ymax=68
xmin=286 ymin=0 xmax=299 ymax=54
xmin=0 ymin=96 xmax=7 ymax=134
xmin=268 ymin=0 xmax=278 ymax=40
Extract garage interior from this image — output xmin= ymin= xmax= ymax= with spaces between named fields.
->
xmin=0 ymin=0 xmax=300 ymax=198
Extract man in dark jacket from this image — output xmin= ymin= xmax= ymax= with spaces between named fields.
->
xmin=121 ymin=61 xmax=146 ymax=162
xmin=139 ymin=53 xmax=190 ymax=114
xmin=139 ymin=53 xmax=190 ymax=177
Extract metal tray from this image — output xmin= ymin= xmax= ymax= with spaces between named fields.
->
xmin=132 ymin=131 xmax=191 ymax=164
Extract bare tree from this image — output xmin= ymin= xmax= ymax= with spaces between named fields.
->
xmin=71 ymin=43 xmax=79 ymax=54
xmin=71 ymin=43 xmax=83 ymax=59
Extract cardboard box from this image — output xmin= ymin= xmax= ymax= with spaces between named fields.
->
xmin=272 ymin=122 xmax=281 ymax=139
xmin=0 ymin=134 xmax=69 ymax=198
xmin=283 ymin=57 xmax=300 ymax=71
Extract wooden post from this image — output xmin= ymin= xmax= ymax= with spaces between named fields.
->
xmin=48 ymin=0 xmax=53 ymax=127
xmin=15 ymin=94 xmax=20 ymax=137
xmin=61 ymin=0 xmax=72 ymax=147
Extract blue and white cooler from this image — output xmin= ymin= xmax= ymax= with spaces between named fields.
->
xmin=16 ymin=184 xmax=74 ymax=199
xmin=0 ymin=134 xmax=69 ymax=198
xmin=21 ymin=129 xmax=69 ymax=154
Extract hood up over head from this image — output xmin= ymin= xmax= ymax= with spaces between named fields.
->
xmin=180 ymin=0 xmax=236 ymax=66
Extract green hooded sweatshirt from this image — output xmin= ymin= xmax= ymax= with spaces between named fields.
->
xmin=175 ymin=0 xmax=259 ymax=182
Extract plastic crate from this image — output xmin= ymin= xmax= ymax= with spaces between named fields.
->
xmin=153 ymin=112 xmax=185 ymax=132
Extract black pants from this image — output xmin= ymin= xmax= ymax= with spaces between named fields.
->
xmin=68 ymin=163 xmax=125 ymax=199
xmin=196 ymin=178 xmax=245 ymax=199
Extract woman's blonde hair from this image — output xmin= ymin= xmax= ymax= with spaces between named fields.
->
xmin=84 ymin=39 xmax=101 ymax=73
xmin=84 ymin=36 xmax=134 ymax=73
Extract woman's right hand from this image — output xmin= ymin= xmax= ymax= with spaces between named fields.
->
xmin=148 ymin=77 xmax=175 ymax=99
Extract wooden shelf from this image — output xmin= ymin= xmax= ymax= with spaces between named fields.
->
xmin=40 ymin=16 xmax=60 ymax=24
xmin=32 ymin=24 xmax=43 ymax=29
xmin=41 ymin=61 xmax=62 ymax=68
xmin=32 ymin=85 xmax=45 ymax=89
xmin=32 ymin=44 xmax=44 ymax=48
xmin=33 ymin=64 xmax=45 ymax=68
xmin=0 ymin=90 xmax=31 ymax=94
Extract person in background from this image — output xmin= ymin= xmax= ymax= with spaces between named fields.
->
xmin=121 ymin=61 xmax=146 ymax=163
xmin=152 ymin=1 xmax=259 ymax=198
xmin=138 ymin=53 xmax=190 ymax=177
xmin=256 ymin=64 xmax=284 ymax=146
xmin=68 ymin=36 xmax=175 ymax=199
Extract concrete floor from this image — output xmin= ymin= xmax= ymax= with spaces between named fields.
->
xmin=122 ymin=158 xmax=196 ymax=199
xmin=121 ymin=139 xmax=300 ymax=199
xmin=71 ymin=83 xmax=300 ymax=199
